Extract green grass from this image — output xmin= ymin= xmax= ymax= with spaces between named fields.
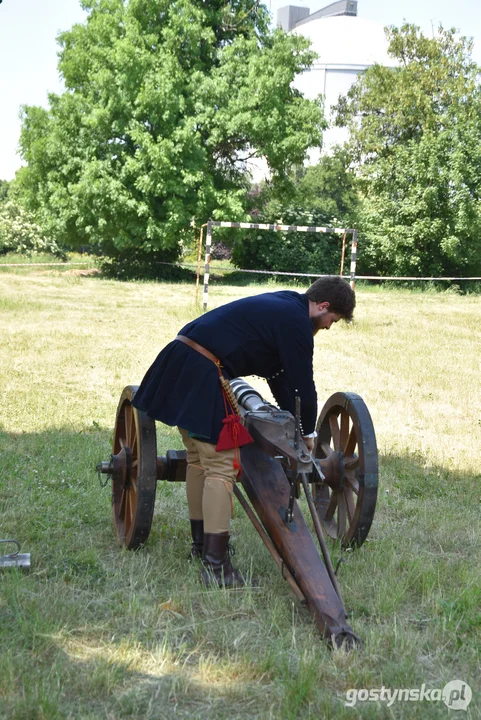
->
xmin=0 ymin=271 xmax=480 ymax=718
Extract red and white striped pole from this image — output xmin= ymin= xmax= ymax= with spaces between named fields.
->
xmin=350 ymin=229 xmax=358 ymax=289
xmin=203 ymin=220 xmax=213 ymax=312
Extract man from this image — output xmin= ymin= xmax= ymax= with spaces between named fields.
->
xmin=133 ymin=275 xmax=355 ymax=586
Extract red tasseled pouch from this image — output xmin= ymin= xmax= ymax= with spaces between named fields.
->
xmin=216 ymin=414 xmax=254 ymax=477
xmin=215 ymin=371 xmax=254 ymax=476
xmin=216 ymin=414 xmax=254 ymax=451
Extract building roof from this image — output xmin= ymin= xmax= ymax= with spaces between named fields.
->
xmin=295 ymin=0 xmax=357 ymax=24
xmin=291 ymin=14 xmax=396 ymax=68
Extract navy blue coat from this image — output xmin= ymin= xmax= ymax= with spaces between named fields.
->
xmin=133 ymin=291 xmax=317 ymax=444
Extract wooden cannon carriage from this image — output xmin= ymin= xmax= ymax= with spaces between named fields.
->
xmin=97 ymin=380 xmax=378 ymax=648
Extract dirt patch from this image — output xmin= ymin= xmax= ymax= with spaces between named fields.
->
xmin=33 ymin=267 xmax=100 ymax=277
xmin=63 ymin=268 xmax=100 ymax=277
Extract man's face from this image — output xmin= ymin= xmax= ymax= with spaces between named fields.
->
xmin=311 ymin=302 xmax=343 ymax=334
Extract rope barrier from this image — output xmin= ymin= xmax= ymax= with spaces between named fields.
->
xmin=148 ymin=261 xmax=481 ymax=282
xmin=2 ymin=259 xmax=479 ymax=282
xmin=155 ymin=261 xmax=331 ymax=278
xmin=348 ymin=275 xmax=481 ymax=281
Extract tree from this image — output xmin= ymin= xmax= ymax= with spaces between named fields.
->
xmin=335 ymin=24 xmax=481 ymax=277
xmin=18 ymin=0 xmax=324 ymax=263
xmin=292 ymin=147 xmax=359 ymax=223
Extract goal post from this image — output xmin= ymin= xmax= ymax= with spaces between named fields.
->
xmin=200 ymin=220 xmax=358 ymax=311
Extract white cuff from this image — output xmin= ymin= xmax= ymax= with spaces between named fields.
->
xmin=302 ymin=431 xmax=318 ymax=439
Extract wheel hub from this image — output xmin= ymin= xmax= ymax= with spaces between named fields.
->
xmin=318 ymin=451 xmax=345 ymax=491
xmin=109 ymin=446 xmax=132 ymax=488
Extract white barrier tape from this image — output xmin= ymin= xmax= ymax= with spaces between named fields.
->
xmin=0 ymin=262 xmax=92 ymax=267
xmin=151 ymin=261 xmax=481 ymax=282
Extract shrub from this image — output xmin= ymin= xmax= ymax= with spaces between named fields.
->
xmin=0 ymin=201 xmax=66 ymax=258
xmin=210 ymin=242 xmax=232 ymax=261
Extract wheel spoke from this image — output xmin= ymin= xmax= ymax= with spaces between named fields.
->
xmin=325 ymin=491 xmax=338 ymax=521
xmin=129 ymin=490 xmax=135 ymax=523
xmin=340 ymin=411 xmax=349 ymax=451
xmin=313 ymin=483 xmax=329 ymax=510
xmin=345 ymin=455 xmax=359 ymax=470
xmin=125 ymin=406 xmax=132 ymax=448
xmin=345 ymin=426 xmax=357 ymax=457
xmin=320 ymin=442 xmax=333 ymax=457
xmin=131 ymin=430 xmax=138 ymax=457
xmin=329 ymin=414 xmax=341 ymax=450
xmin=345 ymin=473 xmax=359 ymax=494
xmin=345 ymin=487 xmax=356 ymax=523
xmin=125 ymin=490 xmax=132 ymax=527
xmin=123 ymin=493 xmax=129 ymax=531
xmin=338 ymin=493 xmax=347 ymax=537
xmin=119 ymin=488 xmax=126 ymax=519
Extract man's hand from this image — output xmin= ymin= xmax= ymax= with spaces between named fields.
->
xmin=302 ymin=436 xmax=315 ymax=452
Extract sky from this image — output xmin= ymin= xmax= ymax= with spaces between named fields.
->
xmin=0 ymin=0 xmax=480 ymax=181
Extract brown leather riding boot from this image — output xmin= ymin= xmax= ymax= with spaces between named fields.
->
xmin=200 ymin=532 xmax=247 ymax=588
xmin=189 ymin=519 xmax=204 ymax=559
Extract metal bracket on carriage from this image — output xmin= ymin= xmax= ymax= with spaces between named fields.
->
xmin=229 ymin=378 xmax=313 ymax=477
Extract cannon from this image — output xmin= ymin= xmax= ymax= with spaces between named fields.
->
xmin=97 ymin=380 xmax=378 ymax=648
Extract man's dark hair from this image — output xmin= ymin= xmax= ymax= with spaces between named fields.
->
xmin=306 ymin=276 xmax=356 ymax=321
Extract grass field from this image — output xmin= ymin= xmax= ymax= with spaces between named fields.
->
xmin=0 ymin=268 xmax=480 ymax=719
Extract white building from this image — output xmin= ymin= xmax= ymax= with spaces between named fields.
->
xmin=279 ymin=0 xmax=396 ymax=153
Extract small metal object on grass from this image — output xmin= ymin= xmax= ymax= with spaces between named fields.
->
xmin=0 ymin=539 xmax=31 ymax=569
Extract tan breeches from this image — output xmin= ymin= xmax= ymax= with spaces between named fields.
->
xmin=178 ymin=427 xmax=237 ymax=534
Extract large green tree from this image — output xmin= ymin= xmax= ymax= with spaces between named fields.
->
xmin=18 ymin=0 xmax=324 ymax=260
xmin=336 ymin=24 xmax=481 ymax=277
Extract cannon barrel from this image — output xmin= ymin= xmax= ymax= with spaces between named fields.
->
xmin=229 ymin=378 xmax=275 ymax=413
xmin=229 ymin=378 xmax=313 ymax=476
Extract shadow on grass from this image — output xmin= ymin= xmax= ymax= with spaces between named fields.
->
xmin=379 ymin=450 xmax=480 ymax=499
xmin=0 ymin=622 xmax=278 ymax=720
xmin=1 ymin=426 xmax=480 ymax=717
xmin=1 ymin=422 xmax=479 ymax=571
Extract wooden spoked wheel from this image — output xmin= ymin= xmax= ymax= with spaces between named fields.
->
xmin=111 ymin=386 xmax=157 ymax=549
xmin=312 ymin=392 xmax=378 ymax=548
